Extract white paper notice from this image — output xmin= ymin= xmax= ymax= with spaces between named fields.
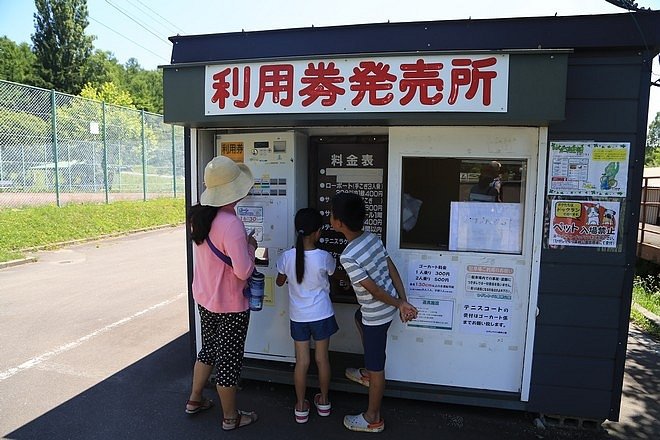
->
xmin=449 ymin=202 xmax=522 ymax=253
xmin=406 ymin=260 xmax=458 ymax=330
xmin=459 ymin=300 xmax=511 ymax=336
xmin=408 ymin=298 xmax=454 ymax=330
xmin=465 ymin=265 xmax=515 ymax=300
xmin=407 ymin=261 xmax=458 ymax=295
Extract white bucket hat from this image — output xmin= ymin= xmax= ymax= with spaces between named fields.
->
xmin=200 ymin=156 xmax=254 ymax=207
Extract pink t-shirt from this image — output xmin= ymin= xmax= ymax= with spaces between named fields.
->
xmin=192 ymin=206 xmax=256 ymax=313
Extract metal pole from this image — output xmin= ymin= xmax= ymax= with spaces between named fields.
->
xmin=171 ymin=125 xmax=176 ymax=198
xmin=639 ymin=176 xmax=649 ymax=257
xmin=103 ymin=102 xmax=109 ymax=204
xmin=141 ymin=110 xmax=147 ymax=201
xmin=51 ymin=89 xmax=60 ymax=207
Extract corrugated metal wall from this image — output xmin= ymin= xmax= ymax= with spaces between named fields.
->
xmin=527 ymin=50 xmax=648 ymax=420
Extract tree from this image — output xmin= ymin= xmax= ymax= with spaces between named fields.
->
xmin=84 ymin=49 xmax=124 ymax=88
xmin=80 ymin=81 xmax=135 ymax=108
xmin=0 ymin=37 xmax=38 ymax=84
xmin=123 ymin=58 xmax=163 ymax=113
xmin=647 ymin=112 xmax=660 ymax=166
xmin=31 ymin=0 xmax=94 ymax=94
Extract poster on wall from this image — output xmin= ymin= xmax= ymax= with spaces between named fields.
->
xmin=407 ymin=260 xmax=458 ymax=295
xmin=547 ymin=142 xmax=629 ymax=197
xmin=459 ymin=300 xmax=511 ymax=336
xmin=315 ymin=142 xmax=388 ymax=303
xmin=465 ymin=265 xmax=514 ymax=300
xmin=449 ymin=202 xmax=522 ymax=253
xmin=407 ymin=298 xmax=454 ymax=330
xmin=549 ymin=200 xmax=620 ymax=248
xmin=406 ymin=260 xmax=457 ymax=330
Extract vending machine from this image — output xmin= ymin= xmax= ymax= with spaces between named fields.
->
xmin=216 ymin=131 xmax=307 ymax=362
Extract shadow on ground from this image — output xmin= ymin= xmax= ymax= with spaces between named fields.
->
xmin=602 ymin=327 xmax=660 ymax=440
xmin=4 ymin=333 xmax=626 ymax=440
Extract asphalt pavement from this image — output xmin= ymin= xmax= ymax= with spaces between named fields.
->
xmin=1 ymin=226 xmax=659 ymax=439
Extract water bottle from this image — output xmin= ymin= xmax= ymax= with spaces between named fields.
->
xmin=248 ymin=270 xmax=265 ymax=311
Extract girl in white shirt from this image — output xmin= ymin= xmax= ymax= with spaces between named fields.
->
xmin=276 ymin=208 xmax=337 ymax=424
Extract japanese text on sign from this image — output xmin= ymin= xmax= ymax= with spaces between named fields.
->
xmin=408 ymin=261 xmax=457 ymax=295
xmin=547 ymin=142 xmax=630 ymax=197
xmin=465 ymin=265 xmax=514 ymax=300
xmin=205 ymin=55 xmax=509 ymax=115
xmin=460 ymin=300 xmax=512 ymax=336
xmin=549 ymin=200 xmax=620 ymax=248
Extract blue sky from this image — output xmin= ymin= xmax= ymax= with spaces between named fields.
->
xmin=1 ymin=0 xmax=659 ymax=122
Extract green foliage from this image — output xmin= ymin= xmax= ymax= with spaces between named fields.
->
xmin=84 ymin=49 xmax=124 ymax=87
xmin=646 ymin=112 xmax=660 ymax=166
xmin=81 ymin=81 xmax=135 ymax=107
xmin=0 ymin=198 xmax=184 ymax=262
xmin=0 ymin=108 xmax=50 ymax=135
xmin=122 ymin=58 xmax=163 ymax=113
xmin=631 ymin=273 xmax=660 ymax=340
xmin=0 ymin=37 xmax=38 ymax=84
xmin=32 ymin=0 xmax=95 ymax=94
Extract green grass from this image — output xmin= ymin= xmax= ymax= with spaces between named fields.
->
xmin=0 ymin=198 xmax=184 ymax=262
xmin=112 ymin=171 xmax=185 ymax=193
xmin=631 ymin=274 xmax=660 ymax=341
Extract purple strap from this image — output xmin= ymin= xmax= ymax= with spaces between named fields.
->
xmin=206 ymin=238 xmax=233 ymax=267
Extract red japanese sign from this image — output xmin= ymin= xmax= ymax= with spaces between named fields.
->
xmin=204 ymin=54 xmax=509 ymax=115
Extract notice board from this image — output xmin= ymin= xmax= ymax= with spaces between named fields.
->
xmin=311 ymin=138 xmax=388 ymax=303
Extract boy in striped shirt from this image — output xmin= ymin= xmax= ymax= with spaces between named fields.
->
xmin=330 ymin=192 xmax=418 ymax=433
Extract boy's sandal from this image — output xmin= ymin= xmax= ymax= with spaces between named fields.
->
xmin=345 ymin=367 xmax=370 ymax=387
xmin=313 ymin=393 xmax=331 ymax=417
xmin=294 ymin=399 xmax=310 ymax=424
xmin=343 ymin=413 xmax=385 ymax=433
xmin=222 ymin=410 xmax=258 ymax=431
xmin=185 ymin=397 xmax=214 ymax=414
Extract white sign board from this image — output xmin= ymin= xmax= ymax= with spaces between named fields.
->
xmin=205 ymin=54 xmax=509 ymax=115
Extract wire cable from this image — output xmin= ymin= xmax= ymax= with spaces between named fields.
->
xmin=104 ymin=0 xmax=171 ymax=46
xmin=121 ymin=0 xmax=184 ymax=37
xmin=133 ymin=0 xmax=187 ymax=34
xmin=89 ymin=15 xmax=169 ymax=62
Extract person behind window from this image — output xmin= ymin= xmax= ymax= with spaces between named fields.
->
xmin=469 ymin=161 xmax=502 ymax=202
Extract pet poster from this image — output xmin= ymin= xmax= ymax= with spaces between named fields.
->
xmin=547 ymin=142 xmax=629 ymax=197
xmin=549 ymin=200 xmax=620 ymax=248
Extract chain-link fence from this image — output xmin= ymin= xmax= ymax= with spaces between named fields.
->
xmin=0 ymin=80 xmax=184 ymax=208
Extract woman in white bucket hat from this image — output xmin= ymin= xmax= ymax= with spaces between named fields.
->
xmin=186 ymin=155 xmax=258 ymax=430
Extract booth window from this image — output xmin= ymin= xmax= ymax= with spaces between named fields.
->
xmin=400 ymin=157 xmax=527 ymax=254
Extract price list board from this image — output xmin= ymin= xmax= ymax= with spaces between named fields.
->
xmin=313 ymin=141 xmax=388 ymax=303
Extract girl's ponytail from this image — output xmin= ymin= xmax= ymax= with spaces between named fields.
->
xmin=295 ymin=229 xmax=305 ymax=283
xmin=293 ymin=208 xmax=323 ymax=284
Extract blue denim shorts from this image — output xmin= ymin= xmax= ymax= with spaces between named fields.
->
xmin=355 ymin=309 xmax=391 ymax=372
xmin=290 ymin=315 xmax=339 ymax=342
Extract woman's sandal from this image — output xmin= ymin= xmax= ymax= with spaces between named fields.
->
xmin=185 ymin=397 xmax=214 ymax=414
xmin=222 ymin=410 xmax=258 ymax=431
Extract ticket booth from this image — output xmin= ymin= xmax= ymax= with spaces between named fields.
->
xmin=163 ymin=11 xmax=660 ymax=421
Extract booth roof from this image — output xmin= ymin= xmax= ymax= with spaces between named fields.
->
xmin=167 ymin=11 xmax=660 ymax=65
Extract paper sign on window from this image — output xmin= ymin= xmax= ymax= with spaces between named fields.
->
xmin=449 ymin=202 xmax=522 ymax=254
